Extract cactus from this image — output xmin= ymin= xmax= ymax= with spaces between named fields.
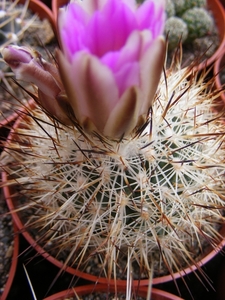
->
xmin=1 ymin=61 xmax=225 ymax=283
xmin=1 ymin=0 xmax=224 ymax=293
xmin=165 ymin=0 xmax=175 ymax=18
xmin=164 ymin=17 xmax=188 ymax=50
xmin=165 ymin=1 xmax=216 ymax=51
xmin=172 ymin=0 xmax=206 ymax=16
xmin=181 ymin=7 xmax=214 ymax=41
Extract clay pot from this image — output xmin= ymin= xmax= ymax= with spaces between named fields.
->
xmin=193 ymin=0 xmax=225 ymax=71
xmin=43 ymin=285 xmax=183 ymax=300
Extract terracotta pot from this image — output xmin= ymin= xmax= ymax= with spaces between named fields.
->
xmin=51 ymin=0 xmax=225 ymax=72
xmin=2 ymin=103 xmax=225 ymax=289
xmin=193 ymin=0 xmax=225 ymax=71
xmin=17 ymin=0 xmax=55 ymax=31
xmin=0 ymin=0 xmax=55 ymax=129
xmin=43 ymin=285 xmax=183 ymax=300
xmin=0 ymin=223 xmax=19 ymax=300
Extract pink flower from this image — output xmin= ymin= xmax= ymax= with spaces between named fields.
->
xmin=2 ymin=0 xmax=166 ymax=139
xmin=57 ymin=0 xmax=166 ymax=138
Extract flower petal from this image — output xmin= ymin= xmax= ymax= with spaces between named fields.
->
xmin=120 ymin=0 xmax=136 ymax=11
xmin=57 ymin=50 xmax=119 ymax=133
xmin=101 ymin=30 xmax=153 ymax=96
xmin=73 ymin=0 xmax=107 ymax=16
xmin=2 ymin=46 xmax=61 ymax=99
xmin=101 ymin=30 xmax=152 ymax=72
xmin=103 ymin=86 xmax=140 ymax=138
xmin=86 ymin=0 xmax=137 ymax=57
xmin=58 ymin=3 xmax=90 ymax=61
xmin=137 ymin=0 xmax=165 ymax=37
xmin=38 ymin=90 xmax=72 ymax=125
xmin=112 ymin=61 xmax=140 ymax=96
xmin=140 ymin=36 xmax=166 ymax=115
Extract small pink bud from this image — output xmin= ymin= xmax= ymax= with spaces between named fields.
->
xmin=1 ymin=45 xmax=72 ymax=125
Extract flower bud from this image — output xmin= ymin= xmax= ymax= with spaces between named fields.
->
xmin=1 ymin=45 xmax=72 ymax=125
xmin=57 ymin=0 xmax=166 ymax=138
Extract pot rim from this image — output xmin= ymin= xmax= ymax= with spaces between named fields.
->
xmin=43 ymin=284 xmax=184 ymax=300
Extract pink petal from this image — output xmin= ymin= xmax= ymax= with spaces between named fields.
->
xmin=137 ymin=0 xmax=165 ymax=37
xmin=86 ymin=0 xmax=137 ymax=57
xmin=115 ymin=30 xmax=153 ymax=67
xmin=2 ymin=46 xmax=32 ymax=65
xmin=38 ymin=91 xmax=72 ymax=125
xmin=75 ymin=0 xmax=107 ymax=16
xmin=101 ymin=49 xmax=140 ymax=96
xmin=120 ymin=0 xmax=136 ymax=11
xmin=101 ymin=30 xmax=153 ymax=96
xmin=139 ymin=36 xmax=166 ymax=115
xmin=59 ymin=4 xmax=89 ymax=61
xmin=57 ymin=50 xmax=119 ymax=133
xmin=104 ymin=86 xmax=139 ymax=138
xmin=114 ymin=62 xmax=140 ymax=96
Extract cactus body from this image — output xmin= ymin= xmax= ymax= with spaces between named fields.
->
xmin=172 ymin=0 xmax=206 ymax=15
xmin=2 ymin=66 xmax=225 ymax=280
xmin=165 ymin=17 xmax=188 ymax=49
xmin=182 ymin=7 xmax=214 ymax=41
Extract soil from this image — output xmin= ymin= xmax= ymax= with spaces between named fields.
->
xmin=65 ymin=293 xmax=146 ymax=300
xmin=219 ymin=62 xmax=225 ymax=86
xmin=0 ymin=190 xmax=14 ymax=296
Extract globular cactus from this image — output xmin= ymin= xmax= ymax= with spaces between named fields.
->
xmin=165 ymin=0 xmax=215 ymax=51
xmin=1 ymin=0 xmax=224 ymax=293
xmin=172 ymin=0 xmax=206 ymax=16
xmin=171 ymin=0 xmax=185 ymax=15
xmin=1 ymin=62 xmax=225 ymax=283
xmin=164 ymin=16 xmax=188 ymax=49
xmin=165 ymin=0 xmax=175 ymax=18
xmin=181 ymin=7 xmax=214 ymax=41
